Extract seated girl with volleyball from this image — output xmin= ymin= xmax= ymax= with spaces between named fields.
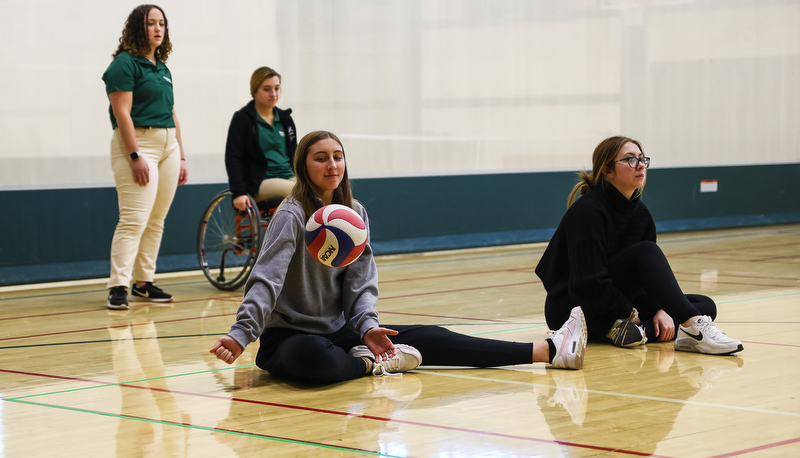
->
xmin=210 ymin=130 xmax=589 ymax=383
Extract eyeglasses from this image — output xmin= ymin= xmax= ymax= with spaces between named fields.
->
xmin=614 ymin=156 xmax=651 ymax=169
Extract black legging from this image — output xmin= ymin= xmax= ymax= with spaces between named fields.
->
xmin=546 ymin=241 xmax=716 ymax=341
xmin=256 ymin=324 xmax=534 ymax=384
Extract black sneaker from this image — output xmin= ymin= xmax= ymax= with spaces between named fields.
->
xmin=107 ymin=286 xmax=129 ymax=310
xmin=130 ymin=282 xmax=173 ymax=303
xmin=606 ymin=308 xmax=647 ymax=347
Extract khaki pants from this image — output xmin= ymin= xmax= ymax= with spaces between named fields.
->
xmin=255 ymin=176 xmax=296 ymax=202
xmin=108 ymin=127 xmax=180 ymax=288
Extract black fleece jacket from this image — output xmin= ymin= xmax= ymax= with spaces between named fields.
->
xmin=535 ymin=184 xmax=656 ymax=324
xmin=225 ymin=100 xmax=297 ymax=198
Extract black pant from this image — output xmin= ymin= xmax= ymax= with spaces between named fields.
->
xmin=545 ymin=241 xmax=716 ymax=341
xmin=256 ymin=324 xmax=534 ymax=384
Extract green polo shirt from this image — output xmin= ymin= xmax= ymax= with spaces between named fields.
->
xmin=257 ymin=109 xmax=294 ymax=179
xmin=102 ymin=51 xmax=175 ymax=129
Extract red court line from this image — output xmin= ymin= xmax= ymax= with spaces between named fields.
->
xmin=0 ymin=295 xmax=241 ymax=322
xmin=3 ymin=281 xmax=534 ymax=341
xmin=1 ymin=368 xmax=666 ymax=457
xmin=509 ymin=267 xmax=537 ymax=273
xmin=7 ymin=394 xmax=389 ymax=456
xmin=0 ymin=313 xmax=231 ymax=342
xmin=116 ymin=412 xmax=383 ymax=455
xmin=0 ymin=308 xmax=99 ymax=321
xmin=667 ymin=241 xmax=800 ymax=258
xmin=2 ymin=368 xmax=110 ymax=386
xmin=743 ymin=252 xmax=800 ymax=262
xmin=739 ymin=341 xmax=800 ymax=348
xmin=379 ymin=266 xmax=534 ymax=284
xmin=6 ymin=285 xmax=798 ymax=345
xmin=381 ymin=281 xmax=536 ymax=300
xmin=708 ymin=436 xmax=800 ymax=458
xmin=672 ymin=275 xmax=795 ymax=289
xmin=682 ymin=271 xmax=800 ymax=282
xmin=1 ymin=305 xmax=523 ymax=342
xmin=380 ymin=310 xmax=519 ymax=324
xmin=673 ymin=255 xmax=799 ymax=265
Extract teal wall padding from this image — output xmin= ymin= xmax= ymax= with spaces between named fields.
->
xmin=1 ymin=163 xmax=798 ymax=286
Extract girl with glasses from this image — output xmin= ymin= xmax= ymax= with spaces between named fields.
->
xmin=535 ymin=136 xmax=742 ymax=355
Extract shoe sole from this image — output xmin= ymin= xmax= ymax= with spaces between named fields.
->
xmin=106 ymin=302 xmax=129 ymax=310
xmin=576 ymin=309 xmax=587 ymax=369
xmin=130 ymin=295 xmax=173 ymax=303
xmin=675 ymin=339 xmax=744 ymax=355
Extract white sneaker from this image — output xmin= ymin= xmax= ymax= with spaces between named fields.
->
xmin=349 ymin=344 xmax=422 ymax=376
xmin=675 ymin=316 xmax=743 ymax=355
xmin=547 ymin=306 xmax=587 ymax=370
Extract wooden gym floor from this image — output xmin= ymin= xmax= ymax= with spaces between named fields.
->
xmin=1 ymin=224 xmax=799 ymax=457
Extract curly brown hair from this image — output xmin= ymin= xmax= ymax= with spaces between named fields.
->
xmin=112 ymin=4 xmax=172 ymax=62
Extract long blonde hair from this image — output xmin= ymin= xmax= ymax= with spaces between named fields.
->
xmin=567 ymin=136 xmax=645 ymax=207
xmin=291 ymin=131 xmax=354 ymax=218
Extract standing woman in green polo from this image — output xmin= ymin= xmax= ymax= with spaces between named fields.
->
xmin=103 ymin=4 xmax=188 ymax=310
xmin=225 ymin=67 xmax=298 ymax=212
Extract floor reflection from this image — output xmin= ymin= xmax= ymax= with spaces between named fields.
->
xmin=107 ymin=306 xmax=191 ymax=457
xmin=197 ymin=344 xmax=746 ymax=456
xmin=536 ymin=345 xmax=744 ymax=455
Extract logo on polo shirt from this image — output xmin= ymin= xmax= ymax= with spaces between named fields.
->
xmin=163 ymin=76 xmax=172 ymax=84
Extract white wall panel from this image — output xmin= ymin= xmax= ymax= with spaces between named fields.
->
xmin=0 ymin=0 xmax=796 ymax=188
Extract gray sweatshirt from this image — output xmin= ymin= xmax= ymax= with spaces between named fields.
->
xmin=227 ymin=197 xmax=380 ymax=350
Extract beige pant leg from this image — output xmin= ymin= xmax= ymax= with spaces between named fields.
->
xmin=254 ymin=176 xmax=296 ymax=202
xmin=108 ymin=128 xmax=180 ymax=288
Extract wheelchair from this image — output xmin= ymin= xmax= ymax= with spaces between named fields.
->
xmin=196 ymin=190 xmax=282 ymax=290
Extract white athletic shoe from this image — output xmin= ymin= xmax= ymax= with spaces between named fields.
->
xmin=349 ymin=344 xmax=422 ymax=376
xmin=675 ymin=316 xmax=743 ymax=355
xmin=547 ymin=306 xmax=587 ymax=370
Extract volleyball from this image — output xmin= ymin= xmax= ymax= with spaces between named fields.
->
xmin=305 ymin=204 xmax=368 ymax=267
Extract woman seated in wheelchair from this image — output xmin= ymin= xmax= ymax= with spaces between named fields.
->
xmin=225 ymin=66 xmax=298 ymax=212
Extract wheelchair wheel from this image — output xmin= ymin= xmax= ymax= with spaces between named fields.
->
xmin=197 ymin=190 xmax=261 ymax=290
